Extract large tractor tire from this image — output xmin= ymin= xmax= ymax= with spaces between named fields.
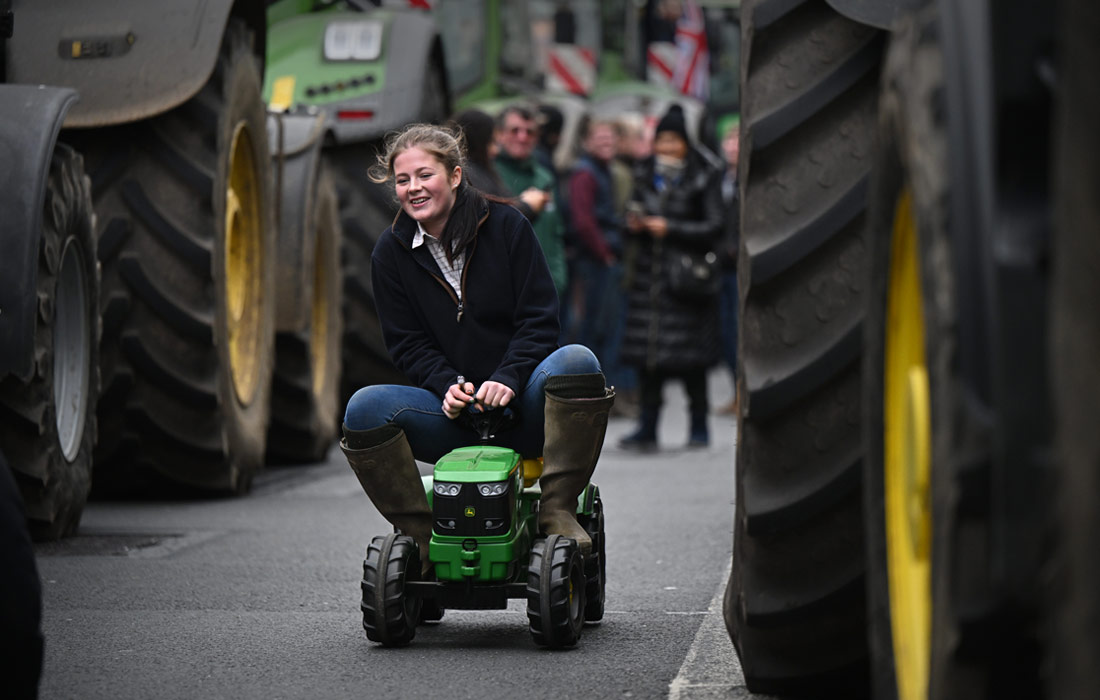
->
xmin=0 ymin=144 xmax=99 ymax=540
xmin=724 ymin=0 xmax=885 ymax=694
xmin=83 ymin=20 xmax=275 ymax=494
xmin=864 ymin=5 xmax=1049 ymax=699
xmin=266 ymin=167 xmax=343 ymax=463
xmin=327 ymin=144 xmax=407 ymax=407
xmin=1047 ymin=0 xmax=1100 ymax=695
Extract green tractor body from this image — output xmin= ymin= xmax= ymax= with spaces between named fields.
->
xmin=264 ymin=7 xmax=389 ymax=108
xmin=426 ymin=445 xmax=532 ymax=583
xmin=425 ymin=445 xmax=598 ymax=586
xmin=263 ymin=0 xmax=447 ymax=143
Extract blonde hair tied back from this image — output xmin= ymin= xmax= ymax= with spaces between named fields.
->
xmin=368 ymin=122 xmax=468 ymax=187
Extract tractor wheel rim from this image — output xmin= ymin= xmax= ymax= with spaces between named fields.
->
xmin=309 ymin=224 xmax=330 ymax=400
xmin=225 ymin=121 xmax=263 ymax=407
xmin=53 ymin=237 xmax=91 ymax=462
xmin=884 ymin=188 xmax=932 ymax=700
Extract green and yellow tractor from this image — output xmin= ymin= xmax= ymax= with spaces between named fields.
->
xmin=726 ymin=0 xmax=1099 ymax=697
xmin=0 ymin=0 xmax=345 ymax=536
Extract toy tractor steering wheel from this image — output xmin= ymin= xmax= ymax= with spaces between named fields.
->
xmin=458 ymin=405 xmax=517 ymax=443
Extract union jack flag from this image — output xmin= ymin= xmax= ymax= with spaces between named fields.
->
xmin=672 ymin=0 xmax=709 ymax=100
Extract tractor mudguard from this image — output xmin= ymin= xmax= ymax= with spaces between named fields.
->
xmin=0 ymin=84 xmax=77 ymax=381
xmin=266 ymin=109 xmax=328 ymax=333
xmin=5 ymin=0 xmax=264 ymax=128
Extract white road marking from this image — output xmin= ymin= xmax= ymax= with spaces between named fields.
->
xmin=667 ymin=561 xmax=747 ymax=700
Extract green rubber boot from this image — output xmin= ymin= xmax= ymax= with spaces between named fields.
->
xmin=539 ymin=374 xmax=615 ymax=555
xmin=341 ymin=423 xmax=432 ymax=575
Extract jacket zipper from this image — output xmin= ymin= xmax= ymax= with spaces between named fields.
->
xmin=399 ymin=210 xmax=485 ymax=324
xmin=455 ymin=237 xmax=477 ymax=323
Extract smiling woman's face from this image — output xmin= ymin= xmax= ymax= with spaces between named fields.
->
xmin=393 ymin=146 xmax=461 ymax=236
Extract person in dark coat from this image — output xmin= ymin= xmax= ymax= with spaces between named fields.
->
xmin=340 ymin=124 xmax=614 ymax=571
xmin=619 ymin=105 xmax=723 ymax=451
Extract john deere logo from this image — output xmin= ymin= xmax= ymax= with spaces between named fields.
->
xmin=464 ymin=506 xmax=476 ymax=518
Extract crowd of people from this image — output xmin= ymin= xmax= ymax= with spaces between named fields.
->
xmin=447 ymin=101 xmax=741 ymax=452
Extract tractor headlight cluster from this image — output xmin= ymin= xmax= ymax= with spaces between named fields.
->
xmin=323 ymin=21 xmax=383 ymax=61
xmin=478 ymin=482 xmax=508 ymax=497
xmin=432 ymin=479 xmax=511 ymax=536
xmin=434 ymin=482 xmax=462 ymax=497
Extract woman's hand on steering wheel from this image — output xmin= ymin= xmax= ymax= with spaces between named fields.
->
xmin=443 ymin=380 xmax=475 ymax=419
xmin=475 ymin=381 xmax=514 ymax=411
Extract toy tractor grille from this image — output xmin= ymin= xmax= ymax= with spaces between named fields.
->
xmin=433 ymin=482 xmax=512 ymax=537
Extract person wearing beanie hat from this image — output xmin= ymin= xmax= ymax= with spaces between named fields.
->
xmin=619 ymin=102 xmax=724 ymax=451
xmin=654 ymin=104 xmax=690 ymax=143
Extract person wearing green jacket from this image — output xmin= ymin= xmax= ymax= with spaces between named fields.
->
xmin=494 ymin=105 xmax=569 ymax=299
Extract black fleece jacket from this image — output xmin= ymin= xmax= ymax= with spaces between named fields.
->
xmin=371 ymin=198 xmax=560 ymax=399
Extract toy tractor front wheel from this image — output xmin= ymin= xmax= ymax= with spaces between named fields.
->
xmin=361 ymin=534 xmax=421 ymax=646
xmin=527 ymin=534 xmax=586 ymax=648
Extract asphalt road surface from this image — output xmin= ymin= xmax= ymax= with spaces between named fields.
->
xmin=35 ymin=372 xmax=766 ymax=700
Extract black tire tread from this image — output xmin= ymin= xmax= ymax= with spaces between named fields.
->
xmin=527 ymin=534 xmax=585 ymax=648
xmin=266 ymin=167 xmax=342 ymax=463
xmin=361 ymin=534 xmax=420 ymax=646
xmin=580 ymin=497 xmax=606 ymax=622
xmin=727 ymin=0 xmax=882 ymax=694
xmin=0 ymin=144 xmax=100 ymax=540
xmin=81 ymin=20 xmax=274 ymax=494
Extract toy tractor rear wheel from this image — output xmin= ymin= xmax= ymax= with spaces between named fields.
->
xmin=527 ymin=534 xmax=585 ymax=648
xmin=580 ymin=496 xmax=606 ymax=622
xmin=361 ymin=533 xmax=421 ymax=646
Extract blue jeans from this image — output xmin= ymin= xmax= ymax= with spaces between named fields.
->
xmin=344 ymin=344 xmax=602 ymax=464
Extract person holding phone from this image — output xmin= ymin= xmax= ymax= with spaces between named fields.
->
xmin=619 ymin=104 xmax=723 ymax=451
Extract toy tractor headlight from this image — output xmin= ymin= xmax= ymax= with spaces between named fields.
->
xmin=478 ymin=482 xmax=508 ymax=497
xmin=434 ymin=482 xmax=462 ymax=497
xmin=323 ymin=21 xmax=383 ymax=61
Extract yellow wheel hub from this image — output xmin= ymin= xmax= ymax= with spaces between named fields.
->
xmin=884 ymin=188 xmax=931 ymax=700
xmin=224 ymin=122 xmax=264 ymax=407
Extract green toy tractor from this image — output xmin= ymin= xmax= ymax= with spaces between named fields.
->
xmin=360 ymin=411 xmax=606 ymax=649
